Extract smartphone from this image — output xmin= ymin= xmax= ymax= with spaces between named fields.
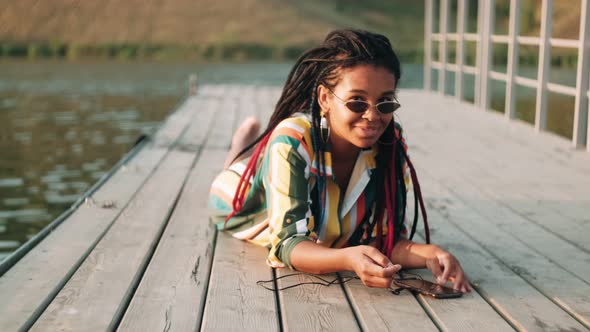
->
xmin=391 ymin=278 xmax=463 ymax=299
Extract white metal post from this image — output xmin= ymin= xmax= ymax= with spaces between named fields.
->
xmin=479 ymin=0 xmax=495 ymax=110
xmin=424 ymin=0 xmax=434 ymax=91
xmin=573 ymin=0 xmax=590 ymax=150
xmin=505 ymin=0 xmax=521 ymax=119
xmin=439 ymin=0 xmax=450 ymax=94
xmin=535 ymin=0 xmax=553 ymax=132
xmin=456 ymin=0 xmax=468 ymax=100
xmin=475 ymin=0 xmax=484 ymax=105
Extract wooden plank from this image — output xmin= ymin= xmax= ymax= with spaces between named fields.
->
xmin=176 ymin=97 xmax=218 ymax=152
xmin=573 ymin=0 xmax=590 ymax=148
xmin=476 ymin=189 xmax=590 ymax=254
xmin=117 ymin=149 xmax=224 ymax=332
xmin=276 ymin=269 xmax=359 ymax=331
xmin=398 ymin=92 xmax=590 ymax=285
xmin=153 ymin=98 xmax=197 ymax=147
xmin=431 ymin=172 xmax=590 ymax=285
xmin=119 ymin=85 xmax=256 ymax=331
xmin=409 ymin=270 xmax=515 ymax=332
xmin=405 ymin=132 xmax=590 ymax=284
xmin=412 ymin=177 xmax=588 ymax=331
xmin=207 ymin=95 xmax=238 ymax=150
xmin=341 ymin=273 xmax=438 ymax=331
xmin=200 ymin=233 xmax=278 ymax=331
xmin=412 ymin=166 xmax=590 ymax=328
xmin=30 ymin=150 xmax=195 ymax=332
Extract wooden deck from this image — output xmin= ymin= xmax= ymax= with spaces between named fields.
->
xmin=1 ymin=85 xmax=589 ymax=331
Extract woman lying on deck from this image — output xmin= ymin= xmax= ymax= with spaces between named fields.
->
xmin=209 ymin=29 xmax=471 ymax=292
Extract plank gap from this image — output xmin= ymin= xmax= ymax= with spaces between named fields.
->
xmin=109 ymin=147 xmax=203 ymax=331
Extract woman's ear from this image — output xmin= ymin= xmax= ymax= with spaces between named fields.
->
xmin=317 ymin=85 xmax=330 ymax=115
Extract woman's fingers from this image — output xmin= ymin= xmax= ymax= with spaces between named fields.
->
xmin=438 ymin=254 xmax=454 ymax=283
xmin=452 ymin=272 xmax=465 ymax=291
xmin=426 ymin=257 xmax=444 ymax=282
xmin=352 ymin=246 xmax=403 ymax=288
xmin=362 ymin=246 xmax=393 ymax=268
xmin=361 ymin=257 xmax=400 ymax=278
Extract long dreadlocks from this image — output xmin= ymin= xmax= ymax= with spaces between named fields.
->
xmin=225 ymin=29 xmax=430 ymax=258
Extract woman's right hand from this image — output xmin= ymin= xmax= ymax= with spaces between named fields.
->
xmin=344 ymin=245 xmax=402 ymax=288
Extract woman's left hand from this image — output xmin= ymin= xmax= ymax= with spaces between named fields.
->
xmin=425 ymin=248 xmax=472 ymax=293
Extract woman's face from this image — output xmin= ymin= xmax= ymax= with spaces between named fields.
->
xmin=318 ymin=64 xmax=397 ymax=157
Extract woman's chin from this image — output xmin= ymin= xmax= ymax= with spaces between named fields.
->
xmin=352 ymin=137 xmax=378 ymax=149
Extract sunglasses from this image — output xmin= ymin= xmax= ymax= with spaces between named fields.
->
xmin=328 ymin=89 xmax=401 ymax=114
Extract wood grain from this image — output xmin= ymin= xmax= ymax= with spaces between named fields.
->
xmin=341 ymin=272 xmax=439 ymax=332
xmin=412 ymin=178 xmax=587 ymax=331
xmin=277 ymin=268 xmax=359 ymax=331
xmin=200 ymin=233 xmax=279 ymax=331
xmin=30 ymin=150 xmax=195 ymax=332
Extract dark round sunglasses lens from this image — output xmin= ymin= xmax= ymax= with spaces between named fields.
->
xmin=346 ymin=101 xmax=369 ymax=113
xmin=377 ymin=102 xmax=400 ymax=114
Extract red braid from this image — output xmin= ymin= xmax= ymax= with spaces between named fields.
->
xmin=224 ymin=132 xmax=272 ymax=227
xmin=383 ymin=138 xmax=397 ymax=258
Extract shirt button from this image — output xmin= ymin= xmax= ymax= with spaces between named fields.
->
xmin=286 ymin=218 xmax=292 ymax=224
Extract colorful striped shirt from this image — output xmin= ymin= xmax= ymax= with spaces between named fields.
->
xmin=209 ymin=113 xmax=409 ymax=269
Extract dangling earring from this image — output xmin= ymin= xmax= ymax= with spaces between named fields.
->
xmin=320 ymin=115 xmax=330 ymax=143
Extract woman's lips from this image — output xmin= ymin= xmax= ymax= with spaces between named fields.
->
xmin=355 ymin=126 xmax=380 ymax=137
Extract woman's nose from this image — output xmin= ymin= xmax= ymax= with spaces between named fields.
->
xmin=361 ymin=105 xmax=380 ymax=121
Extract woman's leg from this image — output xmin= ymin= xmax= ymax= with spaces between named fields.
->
xmin=223 ymin=117 xmax=261 ymax=169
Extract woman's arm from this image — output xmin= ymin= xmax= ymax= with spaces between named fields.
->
xmin=391 ymin=238 xmax=472 ymax=292
xmin=289 ymin=241 xmax=401 ymax=288
xmin=390 ymin=238 xmax=439 ymax=268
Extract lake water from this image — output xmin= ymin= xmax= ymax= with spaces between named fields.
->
xmin=0 ymin=61 xmax=575 ymax=261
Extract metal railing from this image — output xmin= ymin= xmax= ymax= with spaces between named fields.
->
xmin=424 ymin=0 xmax=590 ymax=151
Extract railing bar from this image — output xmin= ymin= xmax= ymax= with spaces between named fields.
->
xmin=446 ymin=63 xmax=459 ymax=71
xmin=456 ymin=0 xmax=467 ymax=100
xmin=464 ymin=66 xmax=478 ymax=74
xmin=514 ymin=76 xmax=538 ymax=88
xmin=479 ymin=0 xmax=495 ymax=110
xmin=439 ymin=0 xmax=450 ymax=95
xmin=424 ymin=0 xmax=434 ymax=91
xmin=574 ymin=0 xmax=590 ymax=150
xmin=505 ymin=0 xmax=521 ymax=119
xmin=491 ymin=35 xmax=510 ymax=43
xmin=447 ymin=33 xmax=459 ymax=41
xmin=546 ymin=82 xmax=577 ymax=96
xmin=490 ymin=71 xmax=509 ymax=81
xmin=550 ymin=38 xmax=581 ymax=48
xmin=535 ymin=0 xmax=552 ymax=131
xmin=517 ymin=36 xmax=541 ymax=45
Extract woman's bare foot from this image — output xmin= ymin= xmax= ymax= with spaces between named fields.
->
xmin=224 ymin=117 xmax=261 ymax=169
